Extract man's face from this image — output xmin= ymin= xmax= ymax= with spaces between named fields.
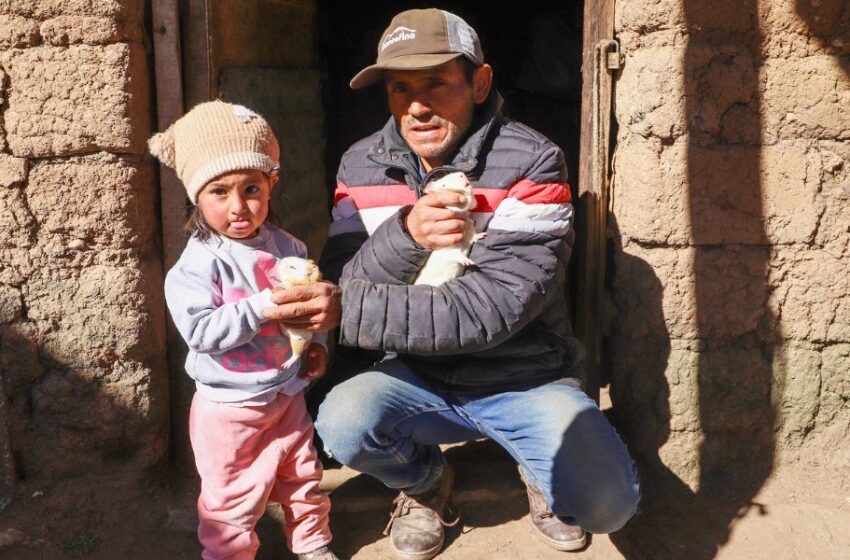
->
xmin=385 ymin=59 xmax=492 ymax=171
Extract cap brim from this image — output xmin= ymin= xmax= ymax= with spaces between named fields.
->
xmin=349 ymin=53 xmax=463 ymax=89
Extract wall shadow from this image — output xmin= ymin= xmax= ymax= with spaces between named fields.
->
xmin=604 ymin=216 xmax=709 ymax=558
xmin=0 ymin=323 xmax=176 ymax=559
xmin=685 ymin=0 xmax=778 ymax=534
xmin=610 ymin=1 xmax=783 ymax=557
xmin=795 ymin=0 xmax=850 ymax=75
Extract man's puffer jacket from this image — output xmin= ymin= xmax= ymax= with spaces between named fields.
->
xmin=320 ymin=92 xmax=584 ymax=394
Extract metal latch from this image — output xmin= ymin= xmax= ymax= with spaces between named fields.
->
xmin=604 ymin=40 xmax=623 ymax=71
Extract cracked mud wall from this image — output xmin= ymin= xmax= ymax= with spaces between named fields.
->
xmin=610 ymin=0 xmax=850 ymax=492
xmin=0 ymin=1 xmax=167 ymax=491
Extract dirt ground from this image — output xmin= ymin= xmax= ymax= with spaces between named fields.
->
xmin=1 ymin=435 xmax=849 ymax=560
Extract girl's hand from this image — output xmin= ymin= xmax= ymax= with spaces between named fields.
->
xmin=299 ymin=343 xmax=328 ymax=381
xmin=265 ymin=281 xmax=342 ymax=332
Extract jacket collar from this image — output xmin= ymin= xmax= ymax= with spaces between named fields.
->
xmin=367 ymin=89 xmax=505 ymax=180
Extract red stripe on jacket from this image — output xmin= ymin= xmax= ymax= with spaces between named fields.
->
xmin=473 ymin=182 xmax=569 ymax=211
xmin=333 ymin=180 xmax=571 ymax=212
xmin=506 ymin=180 xmax=572 ymax=204
xmin=333 ymin=182 xmax=351 ymax=205
xmin=334 ymin=183 xmax=416 ymax=209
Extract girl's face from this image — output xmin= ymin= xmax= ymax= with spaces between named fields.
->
xmin=197 ymin=169 xmax=278 ymax=239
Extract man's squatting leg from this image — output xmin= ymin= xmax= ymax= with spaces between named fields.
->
xmin=457 ymin=379 xmax=641 ymax=534
xmin=314 ymin=359 xmax=480 ymax=493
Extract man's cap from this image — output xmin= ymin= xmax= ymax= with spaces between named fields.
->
xmin=350 ymin=8 xmax=484 ymax=89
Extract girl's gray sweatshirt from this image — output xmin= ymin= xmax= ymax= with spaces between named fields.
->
xmin=164 ymin=225 xmax=325 ymax=404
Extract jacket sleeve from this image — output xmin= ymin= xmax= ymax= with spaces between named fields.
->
xmin=164 ymin=254 xmax=274 ymax=355
xmin=339 ymin=143 xmax=574 ymax=355
xmin=338 ymin=209 xmax=432 ymax=285
xmin=340 ymin=220 xmax=573 ymax=355
xmin=318 ymin=177 xmax=429 ymax=284
xmin=319 ymin=230 xmax=369 ymax=285
xmin=318 ymin=177 xmax=372 ymax=284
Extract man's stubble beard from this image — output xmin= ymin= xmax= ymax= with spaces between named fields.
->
xmin=405 ymin=118 xmax=462 ymax=164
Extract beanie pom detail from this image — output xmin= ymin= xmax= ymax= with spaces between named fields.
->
xmin=148 ymin=128 xmax=176 ymax=168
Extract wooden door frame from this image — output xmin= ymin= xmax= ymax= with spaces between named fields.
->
xmin=152 ymin=0 xmax=213 ymax=273
xmin=577 ymin=0 xmax=617 ymax=403
xmin=151 ymin=0 xmax=214 ymax=464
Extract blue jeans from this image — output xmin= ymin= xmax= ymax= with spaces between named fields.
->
xmin=315 ymin=359 xmax=640 ymax=534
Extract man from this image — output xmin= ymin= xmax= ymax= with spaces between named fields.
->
xmin=317 ymin=8 xmax=640 ymax=560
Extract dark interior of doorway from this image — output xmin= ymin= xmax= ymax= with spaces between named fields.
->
xmin=318 ymin=0 xmax=584 ymax=197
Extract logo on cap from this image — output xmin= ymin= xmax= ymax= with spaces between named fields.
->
xmin=381 ymin=26 xmax=417 ymax=51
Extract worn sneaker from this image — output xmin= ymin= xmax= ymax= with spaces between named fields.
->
xmin=520 ymin=467 xmax=587 ymax=552
xmin=295 ymin=545 xmax=340 ymax=560
xmin=383 ymin=464 xmax=460 ymax=560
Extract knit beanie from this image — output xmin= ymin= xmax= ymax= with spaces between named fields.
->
xmin=148 ymin=101 xmax=280 ymax=203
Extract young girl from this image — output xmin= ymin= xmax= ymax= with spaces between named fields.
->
xmin=150 ymin=101 xmax=338 ymax=560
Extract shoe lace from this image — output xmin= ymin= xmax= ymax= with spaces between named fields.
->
xmin=382 ymin=492 xmax=461 ymax=536
xmin=536 ymin=509 xmax=556 ymax=520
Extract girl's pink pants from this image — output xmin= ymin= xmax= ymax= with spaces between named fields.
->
xmin=189 ymin=391 xmax=332 ymax=559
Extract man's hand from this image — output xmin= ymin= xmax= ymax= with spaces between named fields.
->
xmin=264 ymin=281 xmax=341 ymax=332
xmin=298 ymin=343 xmax=328 ymax=381
xmin=405 ymin=191 xmax=469 ymax=249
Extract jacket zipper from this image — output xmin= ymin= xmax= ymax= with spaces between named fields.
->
xmin=375 ymin=150 xmax=475 ymax=199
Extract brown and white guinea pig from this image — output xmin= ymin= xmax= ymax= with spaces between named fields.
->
xmin=271 ymin=257 xmax=322 ymax=369
xmin=413 ymin=171 xmax=485 ymax=287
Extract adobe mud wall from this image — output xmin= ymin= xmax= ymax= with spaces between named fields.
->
xmin=610 ymin=0 xmax=850 ymax=495
xmin=0 ymin=1 xmax=167 ymax=492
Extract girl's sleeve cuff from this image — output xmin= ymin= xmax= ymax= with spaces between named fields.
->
xmin=247 ymin=288 xmax=276 ymax=322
